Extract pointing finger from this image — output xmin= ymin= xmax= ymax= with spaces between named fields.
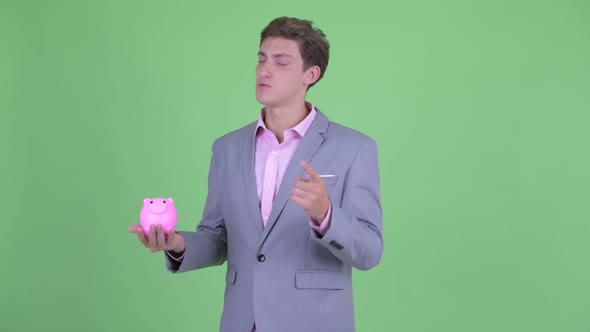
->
xmin=300 ymin=161 xmax=320 ymax=182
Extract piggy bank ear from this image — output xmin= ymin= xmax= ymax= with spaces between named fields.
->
xmin=167 ymin=198 xmax=174 ymax=204
xmin=144 ymin=198 xmax=150 ymax=205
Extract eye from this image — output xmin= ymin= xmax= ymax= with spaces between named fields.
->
xmin=163 ymin=200 xmax=166 ymax=203
xmin=150 ymin=201 xmax=153 ymax=204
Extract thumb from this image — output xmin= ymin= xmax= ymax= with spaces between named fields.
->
xmin=166 ymin=227 xmax=178 ymax=243
xmin=166 ymin=226 xmax=175 ymax=236
xmin=128 ymin=224 xmax=141 ymax=233
xmin=169 ymin=230 xmax=186 ymax=253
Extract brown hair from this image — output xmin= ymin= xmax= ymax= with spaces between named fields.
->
xmin=260 ymin=17 xmax=330 ymax=89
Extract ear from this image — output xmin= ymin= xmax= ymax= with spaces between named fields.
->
xmin=144 ymin=198 xmax=150 ymax=205
xmin=167 ymin=198 xmax=174 ymax=204
xmin=303 ymin=65 xmax=321 ymax=86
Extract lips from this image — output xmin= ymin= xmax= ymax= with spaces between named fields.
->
xmin=257 ymin=83 xmax=271 ymax=88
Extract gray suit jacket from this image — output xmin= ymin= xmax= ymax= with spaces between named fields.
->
xmin=166 ymin=109 xmax=383 ymax=332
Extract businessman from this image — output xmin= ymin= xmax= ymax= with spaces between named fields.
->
xmin=129 ymin=16 xmax=383 ymax=332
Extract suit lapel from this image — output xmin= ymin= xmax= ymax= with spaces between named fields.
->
xmin=241 ymin=124 xmax=264 ymax=233
xmin=258 ymin=110 xmax=330 ymax=246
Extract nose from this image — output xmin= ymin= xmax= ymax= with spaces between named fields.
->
xmin=257 ymin=62 xmax=272 ymax=78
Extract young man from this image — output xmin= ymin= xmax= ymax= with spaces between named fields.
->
xmin=129 ymin=16 xmax=383 ymax=332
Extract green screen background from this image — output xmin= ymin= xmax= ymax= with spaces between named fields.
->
xmin=2 ymin=0 xmax=589 ymax=331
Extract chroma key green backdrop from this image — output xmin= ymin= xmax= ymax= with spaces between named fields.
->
xmin=2 ymin=0 xmax=589 ymax=331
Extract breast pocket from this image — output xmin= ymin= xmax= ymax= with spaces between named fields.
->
xmin=302 ymin=174 xmax=339 ymax=186
xmin=323 ymin=175 xmax=339 ymax=186
xmin=318 ymin=175 xmax=339 ymax=186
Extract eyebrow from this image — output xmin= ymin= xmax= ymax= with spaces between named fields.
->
xmin=258 ymin=51 xmax=293 ymax=59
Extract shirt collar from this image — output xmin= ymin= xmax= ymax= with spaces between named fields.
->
xmin=256 ymin=102 xmax=317 ymax=138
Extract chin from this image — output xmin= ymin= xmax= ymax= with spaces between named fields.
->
xmin=256 ymin=95 xmax=276 ymax=107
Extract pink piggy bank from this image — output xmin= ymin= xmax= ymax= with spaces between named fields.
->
xmin=140 ymin=198 xmax=177 ymax=235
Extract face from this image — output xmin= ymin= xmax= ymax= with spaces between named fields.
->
xmin=256 ymin=37 xmax=317 ymax=108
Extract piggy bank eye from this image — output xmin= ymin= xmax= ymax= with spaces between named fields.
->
xmin=150 ymin=201 xmax=153 ymax=204
xmin=163 ymin=200 xmax=166 ymax=203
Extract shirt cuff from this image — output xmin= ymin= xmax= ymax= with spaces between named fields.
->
xmin=309 ymin=203 xmax=332 ymax=236
xmin=166 ymin=250 xmax=184 ymax=262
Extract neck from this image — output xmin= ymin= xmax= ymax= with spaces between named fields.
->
xmin=264 ymin=102 xmax=310 ymax=143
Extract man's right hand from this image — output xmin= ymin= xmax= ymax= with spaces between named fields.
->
xmin=128 ymin=224 xmax=186 ymax=256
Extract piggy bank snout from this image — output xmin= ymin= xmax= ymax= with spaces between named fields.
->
xmin=148 ymin=200 xmax=170 ymax=214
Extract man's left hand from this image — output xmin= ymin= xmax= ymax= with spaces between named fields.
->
xmin=289 ymin=161 xmax=330 ymax=224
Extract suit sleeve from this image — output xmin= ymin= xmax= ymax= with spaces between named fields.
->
xmin=311 ymin=137 xmax=384 ymax=271
xmin=165 ymin=141 xmax=228 ymax=273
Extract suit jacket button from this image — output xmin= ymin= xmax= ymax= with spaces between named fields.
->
xmin=329 ymin=240 xmax=343 ymax=250
xmin=257 ymin=254 xmax=266 ymax=262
